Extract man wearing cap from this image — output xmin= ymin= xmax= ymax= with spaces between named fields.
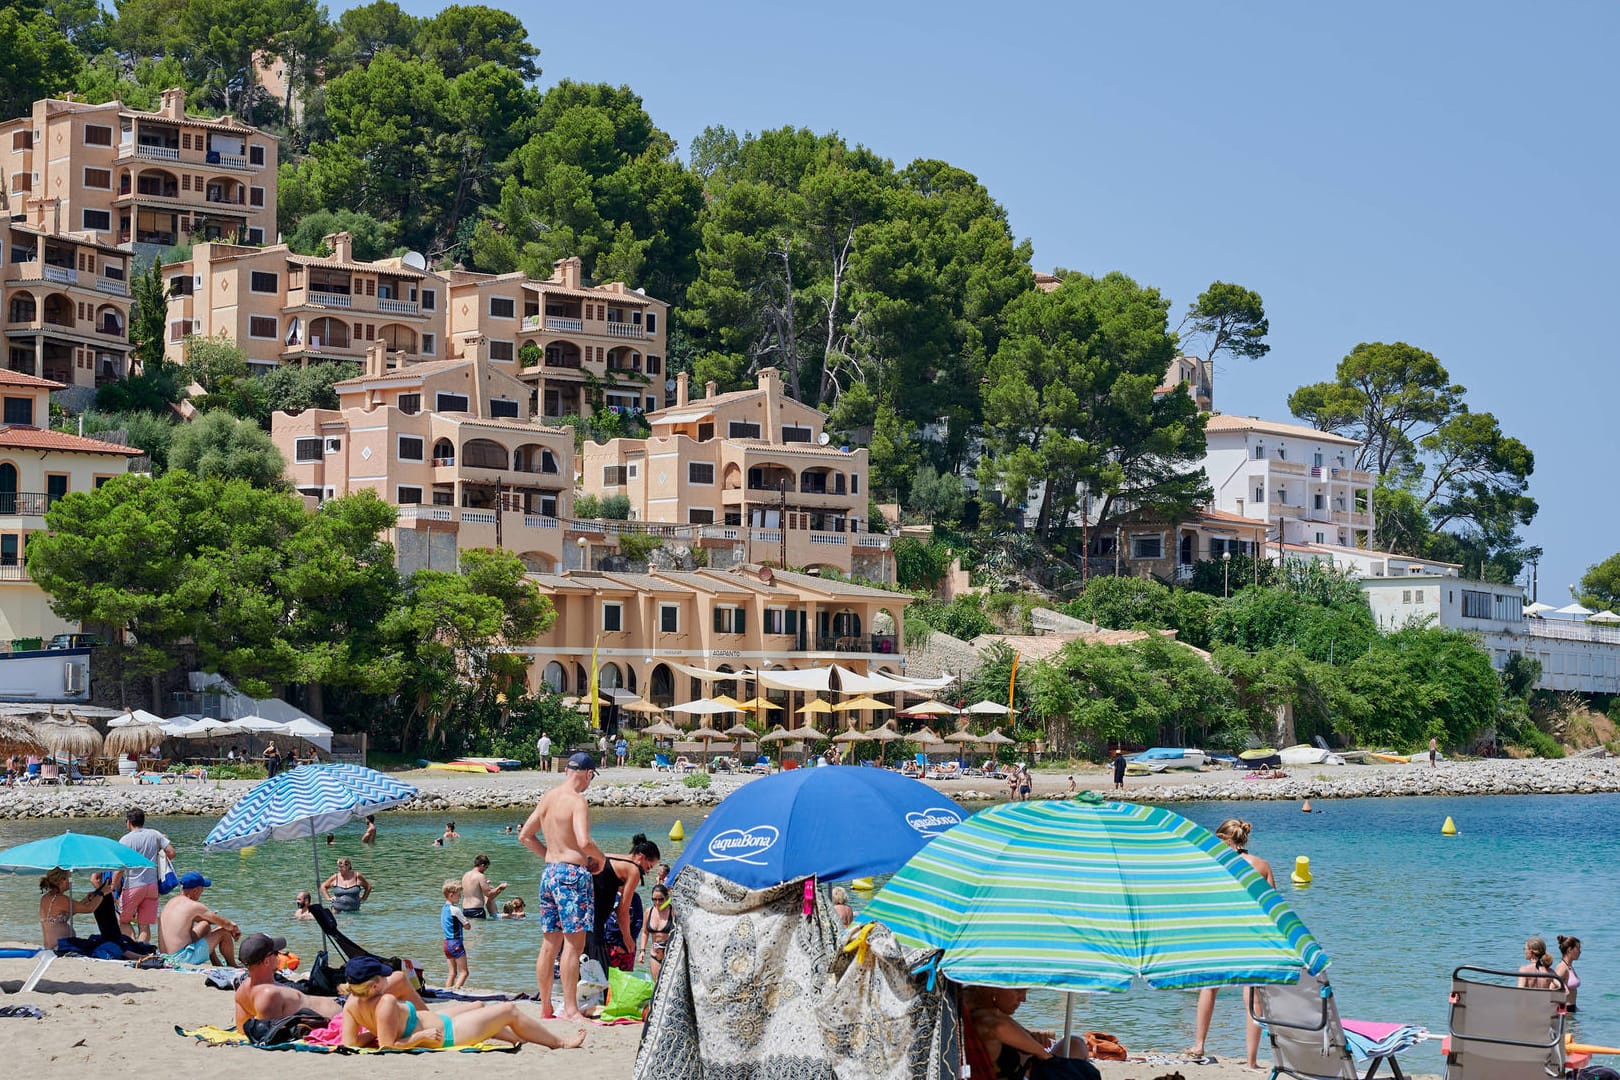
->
xmin=235 ymin=934 xmax=425 ymax=1030
xmin=158 ymin=871 xmax=241 ymax=965
xmin=519 ymin=751 xmax=606 ymax=1021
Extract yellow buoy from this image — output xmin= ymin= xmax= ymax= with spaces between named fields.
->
xmin=1441 ymin=816 xmax=1458 ymax=836
xmin=240 ymin=846 xmax=256 ymax=856
xmin=1291 ymin=855 xmax=1313 ymax=886
xmin=668 ymin=820 xmax=684 ymax=841
xmin=851 ymin=877 xmax=875 ymax=891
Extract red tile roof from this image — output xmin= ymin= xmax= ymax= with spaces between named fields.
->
xmin=0 ymin=426 xmax=145 ymax=455
xmin=0 ymin=370 xmax=65 ymax=389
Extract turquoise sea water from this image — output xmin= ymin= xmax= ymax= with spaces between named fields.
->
xmin=1 ymin=794 xmax=1614 ymax=1064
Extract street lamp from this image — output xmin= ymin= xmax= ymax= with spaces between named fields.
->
xmin=577 ymin=535 xmax=589 ymax=571
xmin=1222 ymin=550 xmax=1231 ymax=598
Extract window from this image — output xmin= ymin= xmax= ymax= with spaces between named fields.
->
xmin=0 ymin=535 xmax=17 ymax=566
xmin=602 ymin=603 xmax=623 ymax=632
xmin=1415 ymin=590 xmax=1424 ymax=603
xmin=728 ymin=421 xmax=762 ymax=439
xmin=2 ymin=397 xmax=33 ymax=425
xmin=249 ymin=187 xmax=265 ymax=207
xmin=490 ymin=398 xmax=520 ymax=418
xmin=83 ymin=124 xmax=112 ymax=146
xmin=398 ymin=393 xmax=421 ymax=415
xmin=398 ymin=435 xmax=425 ymax=461
xmin=11 ymin=131 xmax=30 ymax=150
xmin=1276 ymin=490 xmax=1287 ymax=504
xmin=602 ymin=465 xmax=627 ymax=486
xmin=421 ymin=333 xmax=435 ymax=356
xmin=713 ymin=606 xmax=746 ymax=634
xmin=1313 ymin=452 xmax=1324 ymax=467
xmin=488 ymin=340 xmax=514 ymax=362
xmin=764 ymin=608 xmax=799 ymax=635
xmin=645 ymin=354 xmax=661 ymax=374
xmin=45 ymin=474 xmax=68 ymax=506
xmin=421 ymin=289 xmax=436 ymax=310
xmin=1129 ymin=534 xmax=1164 ymax=560
xmin=170 ymin=321 xmax=187 ymax=342
xmin=1254 ymin=445 xmax=1265 ymax=460
xmin=294 ymin=438 xmax=322 ymax=462
xmin=249 ymin=145 xmax=265 ymax=166
xmin=11 ymin=172 xmax=30 ymax=192
xmin=83 ymin=167 xmax=111 ymax=189
xmin=851 ymin=474 xmax=860 ymax=495
xmin=1315 ymin=532 xmax=1325 ymax=544
xmin=489 ymin=297 xmax=514 ymax=318
xmin=1254 ymin=485 xmax=1265 ymax=502
xmin=81 ymin=209 xmax=111 ymax=231
xmin=1402 ymin=590 xmax=1412 ymax=604
xmin=688 ymin=462 xmax=714 ymax=485
xmin=688 ymin=508 xmax=714 ymax=524
xmin=250 ymin=270 xmax=278 ymax=293
xmin=247 ymin=315 xmax=277 ymax=339
xmin=435 ymin=392 xmax=469 ymax=413
xmin=646 ymin=313 xmax=657 ymax=334
xmin=1313 ymin=493 xmax=1325 ymax=510
xmin=397 ymin=486 xmax=423 ymax=504
xmin=660 ymin=604 xmax=679 ymax=633
xmin=782 ymin=425 xmax=813 ymax=443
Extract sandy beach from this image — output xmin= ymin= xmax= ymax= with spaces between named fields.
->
xmin=0 ymin=953 xmax=1443 ymax=1078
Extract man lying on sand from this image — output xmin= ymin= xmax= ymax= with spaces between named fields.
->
xmin=159 ymin=872 xmax=241 ymax=965
xmin=234 ymin=933 xmax=427 ymax=1030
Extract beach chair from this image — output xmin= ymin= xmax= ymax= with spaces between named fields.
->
xmin=914 ymin=752 xmax=928 ymax=772
xmin=0 ymin=949 xmax=56 ymax=995
xmin=673 ymin=755 xmax=696 ymax=774
xmin=1252 ymin=967 xmax=1422 ymax=1080
xmin=750 ymin=755 xmax=771 ymax=774
xmin=67 ymin=764 xmax=107 ymax=786
xmin=1441 ymin=965 xmax=1572 ymax=1080
xmin=653 ymin=753 xmax=673 ymax=772
xmin=927 ymin=761 xmax=962 ymax=780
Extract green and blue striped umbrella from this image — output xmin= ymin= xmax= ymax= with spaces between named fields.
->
xmin=859 ymin=795 xmax=1327 ymax=993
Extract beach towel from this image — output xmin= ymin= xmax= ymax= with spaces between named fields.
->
xmin=816 ymin=921 xmax=959 ymax=1080
xmin=1339 ymin=1018 xmax=1427 ymax=1060
xmin=174 ymin=1024 xmax=519 ymax=1054
xmin=632 ymin=869 xmax=843 ymax=1080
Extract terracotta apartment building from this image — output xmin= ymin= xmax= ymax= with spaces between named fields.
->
xmin=165 ymin=233 xmax=446 ymax=374
xmin=581 ymin=368 xmax=892 ymax=581
xmin=3 ymin=207 xmax=134 ymax=389
xmin=271 ymin=342 xmax=577 ymax=574
xmin=0 ymin=90 xmax=278 ymax=253
xmin=446 ymin=256 xmax=669 ymax=419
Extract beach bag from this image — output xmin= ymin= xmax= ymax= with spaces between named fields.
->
xmin=601 ymin=967 xmax=655 ymax=1021
xmin=302 ymin=950 xmax=347 ymax=997
xmin=155 ymin=850 xmax=180 ymax=896
xmin=1083 ymin=1031 xmax=1127 ymax=1060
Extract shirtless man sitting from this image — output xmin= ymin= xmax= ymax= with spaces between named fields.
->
xmin=519 ymin=751 xmax=606 ymax=1022
xmin=234 ymin=933 xmax=425 ymax=1030
xmin=158 ymin=872 xmax=240 ymax=965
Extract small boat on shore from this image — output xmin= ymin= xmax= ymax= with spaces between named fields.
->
xmin=1368 ymin=752 xmax=1410 ymax=764
xmin=1279 ymin=745 xmax=1345 ymax=766
xmin=1129 ymin=747 xmax=1207 ymax=773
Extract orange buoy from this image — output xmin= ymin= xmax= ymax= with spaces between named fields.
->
xmin=1301 ymin=800 xmax=1313 ymax=813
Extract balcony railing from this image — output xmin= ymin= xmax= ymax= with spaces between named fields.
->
xmin=462 ymin=510 xmax=498 ymax=525
xmin=42 ymin=265 xmax=76 ymax=285
xmin=854 ymin=534 xmax=891 ymax=549
xmin=304 ymin=291 xmax=353 ymax=309
xmin=808 ymin=531 xmax=847 ymax=546
xmin=211 ymin=152 xmax=249 ymax=169
xmin=523 ymin=514 xmax=560 ymax=530
xmin=134 ymin=144 xmax=181 ymax=161
xmin=395 ymin=505 xmax=455 ymax=524
xmin=0 ymin=564 xmax=30 ymax=581
xmin=377 ymin=298 xmax=419 ymax=315
xmin=95 ymin=278 xmax=129 ymax=295
xmin=545 ymin=356 xmax=583 ymax=369
xmin=810 ymin=634 xmax=898 ymax=655
xmin=546 ymin=316 xmax=583 ymax=332
xmin=0 ymin=493 xmax=51 ymax=516
xmin=604 ymin=322 xmax=642 ymax=338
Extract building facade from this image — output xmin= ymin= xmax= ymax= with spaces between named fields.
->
xmin=165 ymin=233 xmax=446 ymax=374
xmin=1100 ymin=507 xmax=1268 ymax=582
xmin=446 ymin=256 xmax=669 ymax=420
xmin=519 ymin=564 xmax=911 ymax=709
xmin=0 ymin=90 xmax=278 ymax=255
xmin=1199 ymin=414 xmax=1375 ymax=549
xmin=270 ymin=343 xmax=577 ymax=574
xmin=3 ymin=210 xmax=134 ymax=389
xmin=0 ymin=370 xmax=145 ymax=646
xmin=581 ymin=368 xmax=891 ymax=580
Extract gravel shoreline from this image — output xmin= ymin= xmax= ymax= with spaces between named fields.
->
xmin=1 ymin=756 xmax=1615 ymax=820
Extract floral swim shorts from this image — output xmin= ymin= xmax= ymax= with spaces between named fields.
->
xmin=537 ymin=862 xmax=594 ymax=934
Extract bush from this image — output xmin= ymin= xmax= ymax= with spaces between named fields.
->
xmin=1512 ymin=727 xmax=1565 ymax=759
xmin=618 ymin=533 xmax=663 ymax=562
xmin=629 ymin=738 xmax=658 ymax=767
xmin=682 ymin=772 xmax=711 ymax=790
xmin=208 ymin=763 xmax=268 ymax=780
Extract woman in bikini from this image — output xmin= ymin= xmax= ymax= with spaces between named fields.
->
xmin=1555 ymin=935 xmax=1582 ymax=1009
xmin=1518 ymin=936 xmax=1557 ymax=989
xmin=638 ymin=884 xmax=674 ymax=980
xmin=1188 ymin=818 xmax=1275 ymax=1068
xmin=339 ymin=956 xmax=585 ymax=1051
xmin=38 ymin=868 xmax=104 ymax=951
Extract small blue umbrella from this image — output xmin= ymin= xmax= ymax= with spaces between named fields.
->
xmin=0 ymin=832 xmax=155 ymax=873
xmin=668 ymin=766 xmax=966 ymax=889
xmin=204 ymin=763 xmax=417 ymax=893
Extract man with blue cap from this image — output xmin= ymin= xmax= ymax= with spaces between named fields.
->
xmin=519 ymin=751 xmax=606 ymax=1020
xmin=159 ymin=871 xmax=241 ymax=965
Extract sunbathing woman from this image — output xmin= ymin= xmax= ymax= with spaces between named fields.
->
xmin=1189 ymin=818 xmax=1276 ymax=1067
xmin=339 ymin=956 xmax=586 ymax=1051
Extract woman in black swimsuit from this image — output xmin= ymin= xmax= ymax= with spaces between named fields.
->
xmin=638 ymin=884 xmax=674 ymax=980
xmin=590 ymin=833 xmax=660 ymax=972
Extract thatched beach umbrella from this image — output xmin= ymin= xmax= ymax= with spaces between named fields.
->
xmin=688 ymin=725 xmax=727 ymax=770
xmin=32 ymin=713 xmax=103 ymax=778
xmin=0 ymin=716 xmax=44 ymax=758
xmin=106 ymin=722 xmax=165 ymax=758
xmin=641 ymin=720 xmax=681 ymax=739
xmin=621 ymin=699 xmax=664 ymax=716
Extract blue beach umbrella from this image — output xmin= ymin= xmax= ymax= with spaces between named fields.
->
xmin=668 ymin=766 xmax=966 ymax=890
xmin=860 ymin=795 xmax=1328 ymax=996
xmin=204 ymin=762 xmax=417 ymax=892
xmin=0 ymin=832 xmax=155 ymax=874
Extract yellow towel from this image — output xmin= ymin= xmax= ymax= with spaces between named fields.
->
xmin=176 ymin=1025 xmax=519 ymax=1054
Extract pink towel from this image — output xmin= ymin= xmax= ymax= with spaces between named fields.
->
xmin=301 ymin=1015 xmax=348 ymax=1046
xmin=1342 ymin=1019 xmax=1404 ymax=1041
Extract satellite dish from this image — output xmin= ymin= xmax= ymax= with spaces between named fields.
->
xmin=818 ymin=431 xmax=831 ymax=445
xmin=401 ymin=251 xmax=427 ymax=270
xmin=665 ymin=379 xmax=676 ymax=392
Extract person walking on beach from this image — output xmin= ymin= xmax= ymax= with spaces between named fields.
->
xmin=638 ymin=884 xmax=674 ymax=980
xmin=461 ymin=854 xmax=508 ymax=918
xmin=1429 ymin=736 xmax=1438 ymax=768
xmin=441 ymin=879 xmax=471 ymax=988
xmin=1112 ymin=750 xmax=1128 ymax=790
xmin=115 ymin=807 xmax=174 ymax=944
xmin=537 ymin=732 xmax=552 ymax=772
xmin=1189 ymin=818 xmax=1274 ymax=1068
xmin=1556 ymin=935 xmax=1582 ymax=1009
xmin=520 ymin=751 xmax=607 ymax=1021
xmin=615 ymin=735 xmax=629 ymax=768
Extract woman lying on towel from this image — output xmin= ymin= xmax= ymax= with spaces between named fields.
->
xmin=338 ymin=956 xmax=586 ymax=1051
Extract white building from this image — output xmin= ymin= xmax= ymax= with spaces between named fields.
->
xmin=1282 ymin=541 xmax=1462 ymax=579
xmin=1199 ymin=415 xmax=1375 ymax=549
xmin=1361 ymin=576 xmax=1620 ymax=693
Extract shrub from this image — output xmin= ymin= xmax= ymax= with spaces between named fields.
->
xmin=618 ymin=533 xmax=664 ymax=562
xmin=1512 ymin=727 xmax=1565 ymax=759
xmin=682 ymin=772 xmax=711 ymax=790
xmin=629 ymin=738 xmax=658 ymax=767
xmin=208 ymin=763 xmax=268 ymax=780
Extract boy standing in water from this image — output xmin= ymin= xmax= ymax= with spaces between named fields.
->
xmin=440 ymin=880 xmax=471 ymax=988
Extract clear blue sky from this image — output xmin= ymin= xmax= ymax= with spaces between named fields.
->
xmin=375 ymin=0 xmax=1616 ymax=598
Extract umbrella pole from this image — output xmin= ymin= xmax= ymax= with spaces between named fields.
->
xmin=1062 ymin=992 xmax=1075 ymax=1051
xmin=309 ymin=822 xmax=324 ymax=901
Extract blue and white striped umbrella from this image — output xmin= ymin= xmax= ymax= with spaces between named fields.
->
xmin=204 ymin=763 xmax=418 ymax=851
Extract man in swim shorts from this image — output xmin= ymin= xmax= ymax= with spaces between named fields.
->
xmin=520 ymin=751 xmax=606 ymax=1021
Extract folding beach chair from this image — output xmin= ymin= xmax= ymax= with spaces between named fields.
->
xmin=750 ymin=755 xmax=771 ymax=774
xmin=1252 ymin=967 xmax=1421 ymax=1080
xmin=0 ymin=949 xmax=56 ymax=995
xmin=1442 ymin=965 xmax=1572 ymax=1080
xmin=653 ymin=753 xmax=673 ymax=772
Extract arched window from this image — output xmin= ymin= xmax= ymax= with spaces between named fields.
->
xmin=542 ymin=661 xmax=568 ymax=692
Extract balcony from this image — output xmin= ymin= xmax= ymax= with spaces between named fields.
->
xmin=0 ymin=492 xmax=50 ymax=517
xmin=0 ymin=564 xmax=30 ymax=581
xmin=1269 ymin=459 xmax=1307 ymax=476
xmin=604 ymin=322 xmax=642 ymax=338
xmin=133 ymin=144 xmax=181 ymax=162
xmin=95 ymin=277 xmax=129 ymax=296
xmin=211 ymin=152 xmax=249 ymax=169
xmin=42 ymin=265 xmax=77 ymax=285
xmin=377 ymin=298 xmax=419 ymax=315
xmin=395 ymin=505 xmax=456 ymax=525
xmin=522 ymin=514 xmax=560 ymax=530
xmin=854 ymin=534 xmax=891 ymax=549
xmin=546 ymin=316 xmax=583 ymax=332
xmin=462 ymin=510 xmax=498 ymax=525
xmin=810 ymin=634 xmax=898 ymax=655
xmin=303 ymin=291 xmax=353 ymax=309
xmin=808 ymin=531 xmax=847 ymax=546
